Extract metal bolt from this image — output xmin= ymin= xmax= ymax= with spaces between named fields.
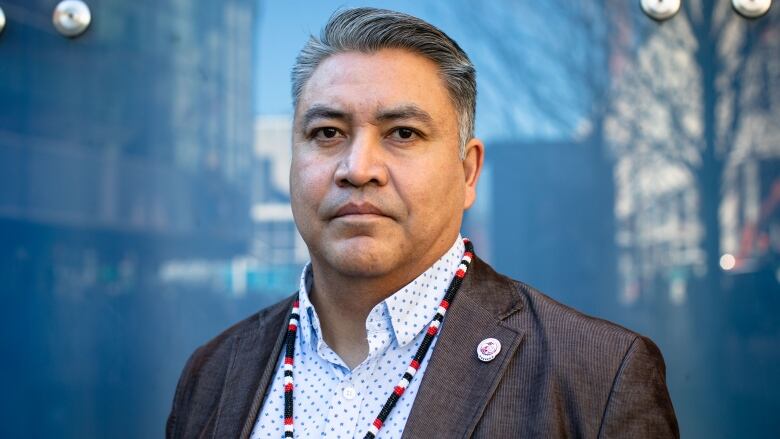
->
xmin=640 ymin=0 xmax=682 ymax=21
xmin=53 ymin=0 xmax=91 ymax=38
xmin=732 ymin=0 xmax=772 ymax=18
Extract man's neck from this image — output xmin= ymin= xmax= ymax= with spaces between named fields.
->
xmin=307 ymin=239 xmax=458 ymax=369
xmin=308 ymin=267 xmax=415 ymax=369
xmin=307 ymin=279 xmax=377 ymax=369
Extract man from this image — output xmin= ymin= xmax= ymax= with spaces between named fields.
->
xmin=167 ymin=7 xmax=678 ymax=438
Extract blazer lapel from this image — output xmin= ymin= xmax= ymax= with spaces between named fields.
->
xmin=210 ymin=295 xmax=295 ymax=439
xmin=403 ymin=258 xmax=525 ymax=438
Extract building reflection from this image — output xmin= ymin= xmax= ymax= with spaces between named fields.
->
xmin=450 ymin=0 xmax=779 ymax=436
xmin=604 ymin=2 xmax=780 ymax=436
xmin=157 ymin=116 xmax=306 ymax=298
xmin=0 ymin=1 xmax=258 ymax=437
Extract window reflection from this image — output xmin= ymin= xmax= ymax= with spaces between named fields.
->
xmin=448 ymin=0 xmax=779 ymax=436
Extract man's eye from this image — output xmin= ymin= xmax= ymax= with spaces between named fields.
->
xmin=392 ymin=127 xmax=417 ymax=140
xmin=313 ymin=127 xmax=341 ymax=139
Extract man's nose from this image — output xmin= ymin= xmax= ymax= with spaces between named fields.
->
xmin=334 ymin=132 xmax=389 ymax=188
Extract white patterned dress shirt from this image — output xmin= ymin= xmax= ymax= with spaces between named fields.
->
xmin=251 ymin=236 xmax=466 ymax=438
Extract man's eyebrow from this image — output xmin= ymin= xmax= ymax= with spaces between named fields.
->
xmin=301 ymin=105 xmax=352 ymax=127
xmin=375 ymin=105 xmax=434 ymax=125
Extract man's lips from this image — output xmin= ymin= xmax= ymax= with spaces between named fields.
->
xmin=333 ymin=202 xmax=388 ymax=218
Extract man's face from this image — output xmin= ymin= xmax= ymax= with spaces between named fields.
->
xmin=290 ymin=48 xmax=482 ymax=282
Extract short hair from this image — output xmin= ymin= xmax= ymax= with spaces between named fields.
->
xmin=291 ymin=7 xmax=476 ymax=158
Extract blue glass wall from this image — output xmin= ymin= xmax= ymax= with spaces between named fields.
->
xmin=2 ymin=0 xmax=779 ymax=437
xmin=0 ymin=0 xmax=263 ymax=437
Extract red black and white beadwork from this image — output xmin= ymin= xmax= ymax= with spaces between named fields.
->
xmin=282 ymin=238 xmax=475 ymax=439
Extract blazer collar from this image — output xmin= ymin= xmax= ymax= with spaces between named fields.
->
xmin=212 ymin=256 xmax=524 ymax=439
xmin=402 ymin=256 xmax=525 ymax=438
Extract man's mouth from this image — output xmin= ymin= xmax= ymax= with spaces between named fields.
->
xmin=333 ymin=202 xmax=387 ymax=218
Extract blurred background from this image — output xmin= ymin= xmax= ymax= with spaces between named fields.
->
xmin=0 ymin=0 xmax=778 ymax=437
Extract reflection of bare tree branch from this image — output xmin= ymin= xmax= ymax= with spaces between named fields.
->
xmin=443 ymin=0 xmax=614 ymax=138
xmin=441 ymin=1 xmax=622 ymax=310
xmin=444 ymin=0 xmax=778 ymax=300
xmin=608 ymin=1 xmax=779 ymax=293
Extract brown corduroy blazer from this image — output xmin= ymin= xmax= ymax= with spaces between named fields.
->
xmin=166 ymin=257 xmax=679 ymax=438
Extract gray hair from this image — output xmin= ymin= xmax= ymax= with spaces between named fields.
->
xmin=291 ymin=7 xmax=476 ymax=158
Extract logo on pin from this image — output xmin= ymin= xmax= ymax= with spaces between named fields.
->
xmin=477 ymin=338 xmax=501 ymax=362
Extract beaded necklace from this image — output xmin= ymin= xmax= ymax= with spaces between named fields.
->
xmin=281 ymin=238 xmax=475 ymax=439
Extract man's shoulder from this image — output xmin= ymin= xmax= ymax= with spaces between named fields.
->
xmin=520 ymin=279 xmax=644 ymax=344
xmin=174 ymin=294 xmax=295 ymax=390
xmin=167 ymin=295 xmax=295 ymax=438
xmin=463 ymin=261 xmax=677 ymax=436
xmin=193 ymin=294 xmax=296 ymax=361
xmin=523 ymin=278 xmax=663 ymax=367
xmin=471 ymin=258 xmax=657 ymax=365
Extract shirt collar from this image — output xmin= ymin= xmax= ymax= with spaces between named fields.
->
xmin=385 ymin=236 xmax=465 ymax=345
xmin=296 ymin=235 xmax=465 ymax=349
xmin=296 ymin=262 xmax=319 ymax=348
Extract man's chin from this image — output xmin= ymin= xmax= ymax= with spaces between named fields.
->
xmin=323 ymin=236 xmax=399 ymax=278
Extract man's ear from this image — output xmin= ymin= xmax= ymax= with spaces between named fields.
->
xmin=462 ymin=138 xmax=485 ymax=210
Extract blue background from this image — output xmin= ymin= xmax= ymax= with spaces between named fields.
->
xmin=1 ymin=0 xmax=778 ymax=437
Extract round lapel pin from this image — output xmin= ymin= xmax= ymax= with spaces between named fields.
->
xmin=477 ymin=338 xmax=501 ymax=362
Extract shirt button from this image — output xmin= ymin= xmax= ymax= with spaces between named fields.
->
xmin=342 ymin=386 xmax=357 ymax=400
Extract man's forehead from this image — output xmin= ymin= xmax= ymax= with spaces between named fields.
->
xmin=308 ymin=49 xmax=441 ymax=83
xmin=294 ymin=49 xmax=454 ymax=121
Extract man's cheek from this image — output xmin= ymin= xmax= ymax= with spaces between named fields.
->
xmin=293 ymin=163 xmax=324 ymax=194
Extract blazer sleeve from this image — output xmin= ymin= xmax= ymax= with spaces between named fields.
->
xmin=166 ymin=345 xmax=204 ymax=439
xmin=598 ymin=336 xmax=680 ymax=438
